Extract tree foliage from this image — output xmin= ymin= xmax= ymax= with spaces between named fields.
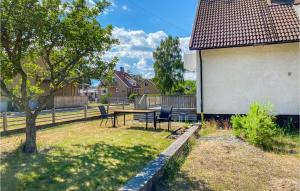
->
xmin=231 ymin=103 xmax=279 ymax=149
xmin=172 ymin=80 xmax=196 ymax=95
xmin=153 ymin=36 xmax=184 ymax=95
xmin=0 ymin=0 xmax=118 ymax=153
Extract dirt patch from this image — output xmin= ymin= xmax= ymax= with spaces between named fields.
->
xmin=163 ymin=130 xmax=300 ymax=191
xmin=167 ymin=127 xmax=189 ymax=139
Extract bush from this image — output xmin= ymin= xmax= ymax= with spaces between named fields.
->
xmin=128 ymin=93 xmax=138 ymax=100
xmin=100 ymin=93 xmax=111 ymax=104
xmin=231 ymin=103 xmax=279 ymax=149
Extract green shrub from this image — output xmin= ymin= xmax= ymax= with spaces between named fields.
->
xmin=231 ymin=103 xmax=279 ymax=149
xmin=128 ymin=93 xmax=138 ymax=100
xmin=100 ymin=93 xmax=111 ymax=104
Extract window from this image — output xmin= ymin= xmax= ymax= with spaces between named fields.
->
xmin=116 ymin=88 xmax=119 ymax=93
xmin=144 ymin=82 xmax=149 ymax=86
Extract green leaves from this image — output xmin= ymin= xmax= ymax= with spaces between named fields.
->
xmin=0 ymin=0 xmax=118 ymax=111
xmin=231 ymin=102 xmax=279 ymax=149
xmin=153 ymin=36 xmax=184 ymax=95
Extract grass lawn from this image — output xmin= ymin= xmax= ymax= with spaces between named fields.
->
xmin=0 ymin=119 xmax=174 ymax=191
xmin=161 ymin=121 xmax=300 ymax=191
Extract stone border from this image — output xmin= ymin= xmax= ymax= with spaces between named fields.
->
xmin=119 ymin=123 xmax=201 ymax=191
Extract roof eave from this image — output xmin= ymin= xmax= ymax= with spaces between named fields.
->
xmin=189 ymin=0 xmax=202 ymax=49
xmin=189 ymin=40 xmax=300 ymax=51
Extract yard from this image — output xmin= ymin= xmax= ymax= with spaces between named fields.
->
xmin=159 ymin=121 xmax=300 ymax=191
xmin=0 ymin=119 xmax=177 ymax=191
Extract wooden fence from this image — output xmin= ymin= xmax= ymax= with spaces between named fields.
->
xmin=108 ymin=97 xmax=130 ymax=104
xmin=134 ymin=95 xmax=196 ymax=109
xmin=0 ymin=104 xmax=133 ymax=132
xmin=54 ymin=96 xmax=88 ymax=108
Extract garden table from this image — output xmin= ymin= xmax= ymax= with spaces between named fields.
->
xmin=113 ymin=109 xmax=157 ymax=130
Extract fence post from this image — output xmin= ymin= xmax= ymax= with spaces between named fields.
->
xmin=122 ymin=100 xmax=125 ymax=110
xmin=52 ymin=108 xmax=55 ymax=124
xmin=84 ymin=105 xmax=87 ymax=119
xmin=3 ymin=112 xmax=8 ymax=131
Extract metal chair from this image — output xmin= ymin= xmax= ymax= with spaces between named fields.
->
xmin=98 ymin=106 xmax=116 ymax=127
xmin=155 ymin=106 xmax=173 ymax=131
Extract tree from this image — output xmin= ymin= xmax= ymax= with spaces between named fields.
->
xmin=0 ymin=0 xmax=118 ymax=153
xmin=133 ymin=74 xmax=143 ymax=82
xmin=153 ymin=36 xmax=184 ymax=94
xmin=172 ymin=80 xmax=196 ymax=95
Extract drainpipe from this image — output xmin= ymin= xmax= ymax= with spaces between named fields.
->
xmin=199 ymin=51 xmax=204 ymax=121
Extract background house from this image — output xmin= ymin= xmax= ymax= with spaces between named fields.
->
xmin=187 ymin=0 xmax=300 ymax=120
xmin=138 ymin=79 xmax=160 ymax=95
xmin=99 ymin=67 xmax=140 ymax=97
xmin=80 ymin=84 xmax=99 ymax=102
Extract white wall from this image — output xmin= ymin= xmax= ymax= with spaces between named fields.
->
xmin=294 ymin=4 xmax=300 ymax=18
xmin=196 ymin=42 xmax=300 ymax=115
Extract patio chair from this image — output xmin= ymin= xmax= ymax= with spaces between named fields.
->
xmin=155 ymin=106 xmax=173 ymax=131
xmin=98 ymin=106 xmax=116 ymax=127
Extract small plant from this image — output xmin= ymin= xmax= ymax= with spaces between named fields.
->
xmin=231 ymin=103 xmax=279 ymax=149
xmin=128 ymin=93 xmax=138 ymax=101
xmin=220 ymin=119 xmax=231 ymax=130
xmin=100 ymin=93 xmax=112 ymax=104
xmin=282 ymin=117 xmax=295 ymax=133
xmin=200 ymin=119 xmax=219 ymax=136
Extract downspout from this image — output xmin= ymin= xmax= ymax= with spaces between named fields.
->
xmin=199 ymin=51 xmax=204 ymax=121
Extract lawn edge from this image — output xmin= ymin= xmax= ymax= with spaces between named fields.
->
xmin=119 ymin=123 xmax=201 ymax=191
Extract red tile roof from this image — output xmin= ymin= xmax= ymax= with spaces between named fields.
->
xmin=114 ymin=71 xmax=141 ymax=88
xmin=189 ymin=0 xmax=300 ymax=50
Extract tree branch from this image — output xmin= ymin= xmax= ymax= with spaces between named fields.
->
xmin=0 ymin=80 xmax=22 ymax=108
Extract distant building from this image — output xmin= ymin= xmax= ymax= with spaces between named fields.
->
xmin=79 ymin=84 xmax=99 ymax=102
xmin=138 ymin=79 xmax=160 ymax=95
xmin=100 ymin=67 xmax=140 ymax=97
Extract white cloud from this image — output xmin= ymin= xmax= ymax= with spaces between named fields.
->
xmin=61 ymin=0 xmax=96 ymax=9
xmin=103 ymin=0 xmax=117 ymax=15
xmin=180 ymin=37 xmax=191 ymax=55
xmin=86 ymin=0 xmax=96 ymax=7
xmin=137 ymin=58 xmax=147 ymax=69
xmin=144 ymin=72 xmax=155 ymax=79
xmin=105 ymin=27 xmax=190 ymax=78
xmin=105 ymin=27 xmax=167 ymax=62
xmin=121 ymin=5 xmax=128 ymax=11
xmin=124 ymin=63 xmax=131 ymax=72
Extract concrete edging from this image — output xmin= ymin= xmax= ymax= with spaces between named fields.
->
xmin=119 ymin=123 xmax=201 ymax=191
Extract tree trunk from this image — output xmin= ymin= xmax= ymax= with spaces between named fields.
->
xmin=23 ymin=112 xmax=37 ymax=153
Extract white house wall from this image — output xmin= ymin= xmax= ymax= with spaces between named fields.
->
xmin=197 ymin=42 xmax=300 ymax=115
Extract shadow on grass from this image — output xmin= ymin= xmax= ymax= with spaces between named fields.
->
xmin=127 ymin=126 xmax=166 ymax=132
xmin=1 ymin=142 xmax=158 ymax=191
xmin=155 ymin=172 xmax=213 ymax=191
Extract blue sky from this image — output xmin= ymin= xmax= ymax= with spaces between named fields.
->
xmin=99 ymin=0 xmax=198 ymax=37
xmin=91 ymin=0 xmax=198 ymax=85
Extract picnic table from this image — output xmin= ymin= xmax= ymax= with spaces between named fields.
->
xmin=113 ymin=109 xmax=157 ymax=130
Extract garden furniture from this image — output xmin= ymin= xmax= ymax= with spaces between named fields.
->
xmin=155 ymin=106 xmax=173 ymax=131
xmin=113 ymin=109 xmax=156 ymax=129
xmin=98 ymin=106 xmax=116 ymax=126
